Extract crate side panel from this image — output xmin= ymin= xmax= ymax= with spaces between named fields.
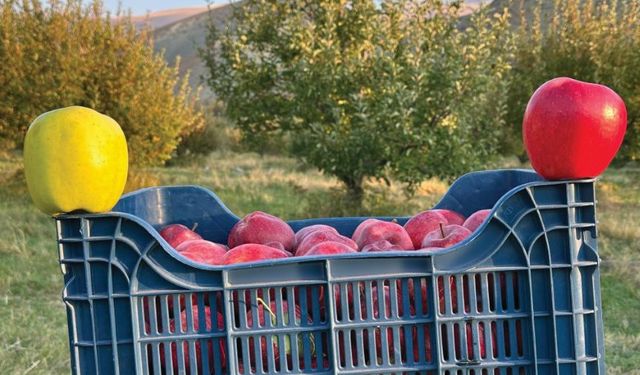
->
xmin=114 ymin=186 xmax=240 ymax=245
xmin=223 ymin=267 xmax=329 ymax=374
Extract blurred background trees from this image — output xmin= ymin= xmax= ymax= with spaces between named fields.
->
xmin=505 ymin=0 xmax=640 ymax=162
xmin=0 ymin=0 xmax=203 ymax=166
xmin=1 ymin=0 xmax=639 ymax=193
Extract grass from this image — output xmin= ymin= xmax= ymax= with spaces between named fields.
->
xmin=0 ymin=151 xmax=639 ymax=374
xmin=596 ymin=168 xmax=640 ymax=374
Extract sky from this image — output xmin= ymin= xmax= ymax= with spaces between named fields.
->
xmin=97 ymin=0 xmax=227 ymax=15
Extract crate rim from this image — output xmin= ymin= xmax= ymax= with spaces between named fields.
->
xmin=55 ymin=168 xmax=597 ymax=272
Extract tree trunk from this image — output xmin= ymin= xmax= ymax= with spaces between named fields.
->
xmin=517 ymin=151 xmax=529 ymax=164
xmin=342 ymin=175 xmax=364 ymax=208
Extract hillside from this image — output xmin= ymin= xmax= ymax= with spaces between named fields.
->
xmin=130 ymin=6 xmax=210 ymax=29
xmin=153 ymin=3 xmax=235 ymax=98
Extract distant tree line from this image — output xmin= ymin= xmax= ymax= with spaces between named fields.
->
xmin=1 ymin=0 xmax=639 ymax=199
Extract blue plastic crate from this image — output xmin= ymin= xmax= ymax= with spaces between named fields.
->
xmin=55 ymin=169 xmax=605 ymax=374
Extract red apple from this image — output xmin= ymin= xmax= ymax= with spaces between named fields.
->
xmin=432 ymin=209 xmax=465 ymax=226
xmin=351 ymin=219 xmax=376 ymax=244
xmin=294 ymin=224 xmax=338 ymax=246
xmin=403 ymin=273 xmax=458 ymax=315
xmin=314 ymin=283 xmax=360 ymax=321
xmin=421 ymin=224 xmax=471 ymax=249
xmin=523 ymin=77 xmax=627 ymax=180
xmin=296 ymin=231 xmax=357 ymax=256
xmin=404 ymin=279 xmax=428 ymax=315
xmin=366 ymin=286 xmax=432 ymax=364
xmin=352 ymin=219 xmax=414 ymax=251
xmin=222 ymin=244 xmax=290 ymax=265
xmin=228 ymin=211 xmax=296 ymax=251
xmin=305 ymin=241 xmax=357 ymax=256
xmin=447 ymin=322 xmax=488 ymax=360
xmin=360 ymin=239 xmax=404 ymax=252
xmin=144 ymin=293 xmax=214 ymax=323
xmin=403 ymin=210 xmax=449 ymax=249
xmin=142 ymin=297 xmax=163 ymax=334
xmin=160 ymin=224 xmax=202 ymax=248
xmin=440 ymin=276 xmax=459 ymax=314
xmin=292 ymin=284 xmax=329 ymax=323
xmin=403 ymin=279 xmax=496 ymax=361
xmin=230 ymin=288 xmax=276 ymax=320
xmin=362 ymin=286 xmax=408 ymax=357
xmin=369 ymin=285 xmax=406 ymax=318
xmin=299 ymin=357 xmax=330 ymax=371
xmin=176 ymin=240 xmax=228 ymax=265
xmin=264 ymin=241 xmax=287 ymax=252
xmin=242 ymin=357 xmax=329 ymax=374
xmin=399 ymin=274 xmax=457 ymax=315
xmin=463 ymin=209 xmax=491 ymax=233
xmin=162 ymin=306 xmax=226 ymax=373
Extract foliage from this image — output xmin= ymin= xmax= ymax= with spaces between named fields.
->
xmin=505 ymin=0 xmax=640 ymax=162
xmin=202 ymin=0 xmax=513 ymax=198
xmin=173 ymin=101 xmax=232 ymax=160
xmin=0 ymin=0 xmax=204 ymax=166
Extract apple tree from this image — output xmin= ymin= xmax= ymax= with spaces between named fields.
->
xmin=0 ymin=0 xmax=203 ymax=166
xmin=202 ymin=0 xmax=513 ymax=201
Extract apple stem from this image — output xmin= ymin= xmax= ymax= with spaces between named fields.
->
xmin=256 ymin=297 xmax=277 ymax=324
xmin=439 ymin=223 xmax=445 ymax=238
xmin=191 ymin=223 xmax=199 ymax=232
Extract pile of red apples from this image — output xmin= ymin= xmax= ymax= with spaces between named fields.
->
xmin=159 ymin=208 xmax=491 ymax=266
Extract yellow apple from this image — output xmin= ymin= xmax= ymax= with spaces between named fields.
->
xmin=23 ymin=106 xmax=128 ymax=215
